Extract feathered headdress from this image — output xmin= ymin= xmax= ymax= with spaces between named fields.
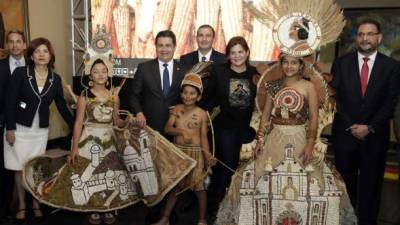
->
xmin=244 ymin=0 xmax=346 ymax=56
xmin=83 ymin=24 xmax=114 ymax=77
xmin=181 ymin=61 xmax=213 ymax=94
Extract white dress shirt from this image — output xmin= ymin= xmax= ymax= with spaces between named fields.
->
xmin=198 ymin=49 xmax=212 ymax=62
xmin=9 ymin=56 xmax=26 ymax=74
xmin=158 ymin=59 xmax=173 ymax=90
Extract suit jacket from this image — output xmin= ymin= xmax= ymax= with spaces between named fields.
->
xmin=180 ymin=49 xmax=226 ymax=68
xmin=5 ymin=65 xmax=74 ymax=131
xmin=0 ymin=57 xmax=11 ymax=126
xmin=330 ymin=51 xmax=400 ymax=140
xmin=129 ymin=59 xmax=186 ymax=133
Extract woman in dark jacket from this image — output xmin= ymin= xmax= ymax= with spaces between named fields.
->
xmin=203 ymin=36 xmax=258 ymax=208
xmin=4 ymin=37 xmax=73 ymax=222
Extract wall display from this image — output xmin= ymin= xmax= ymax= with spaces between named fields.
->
xmin=91 ymin=0 xmax=279 ymax=77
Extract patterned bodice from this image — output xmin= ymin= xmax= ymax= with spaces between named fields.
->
xmin=84 ymin=90 xmax=115 ymax=125
xmin=266 ymin=79 xmax=309 ymax=125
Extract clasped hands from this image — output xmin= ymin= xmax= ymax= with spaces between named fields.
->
xmin=348 ymin=124 xmax=369 ymax=140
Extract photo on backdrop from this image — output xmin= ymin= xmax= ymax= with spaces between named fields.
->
xmin=90 ymin=0 xmax=279 ymax=77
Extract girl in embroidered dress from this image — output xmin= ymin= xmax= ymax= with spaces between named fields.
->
xmin=214 ymin=54 xmax=356 ymax=225
xmin=68 ymin=58 xmax=128 ymax=224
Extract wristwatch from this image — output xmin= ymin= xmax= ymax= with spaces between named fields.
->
xmin=367 ymin=125 xmax=375 ymax=134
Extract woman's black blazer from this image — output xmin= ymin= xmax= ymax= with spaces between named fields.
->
xmin=6 ymin=65 xmax=73 ymax=131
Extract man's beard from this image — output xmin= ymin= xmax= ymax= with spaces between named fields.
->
xmin=357 ymin=42 xmax=378 ymax=54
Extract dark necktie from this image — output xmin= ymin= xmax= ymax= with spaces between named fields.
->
xmin=360 ymin=57 xmax=369 ymax=96
xmin=201 ymin=56 xmax=206 ymax=62
xmin=162 ymin=63 xmax=170 ymax=97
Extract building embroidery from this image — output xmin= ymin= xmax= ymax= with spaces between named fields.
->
xmin=238 ymin=144 xmax=342 ymax=225
xmin=70 ymin=129 xmax=159 ymax=205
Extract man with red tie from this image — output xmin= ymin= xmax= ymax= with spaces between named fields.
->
xmin=330 ymin=18 xmax=400 ymax=225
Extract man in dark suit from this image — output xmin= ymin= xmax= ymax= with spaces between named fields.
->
xmin=129 ymin=31 xmax=186 ymax=224
xmin=0 ymin=30 xmax=26 ymax=223
xmin=180 ymin=24 xmax=226 ymax=68
xmin=129 ymin=30 xmax=186 ymax=136
xmin=330 ymin=18 xmax=400 ymax=225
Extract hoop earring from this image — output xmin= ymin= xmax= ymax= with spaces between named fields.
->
xmin=88 ymin=81 xmax=94 ymax=87
xmin=106 ymin=81 xmax=109 ymax=86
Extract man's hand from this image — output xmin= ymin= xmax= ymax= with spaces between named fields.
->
xmin=350 ymin=124 xmax=369 ymax=140
xmin=135 ymin=112 xmax=146 ymax=128
xmin=6 ymin=130 xmax=15 ymax=146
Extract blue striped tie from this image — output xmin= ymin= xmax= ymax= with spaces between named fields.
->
xmin=162 ymin=63 xmax=170 ymax=97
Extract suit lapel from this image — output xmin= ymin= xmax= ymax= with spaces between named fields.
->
xmin=27 ymin=65 xmax=41 ymax=99
xmin=210 ymin=49 xmax=217 ymax=63
xmin=40 ymin=70 xmax=54 ymax=97
xmin=150 ymin=60 xmax=163 ymax=96
xmin=6 ymin=57 xmax=11 ymax=76
xmin=348 ymin=53 xmax=363 ymax=98
xmin=364 ymin=53 xmax=382 ymax=98
xmin=192 ymin=52 xmax=199 ymax=65
xmin=168 ymin=60 xmax=182 ymax=98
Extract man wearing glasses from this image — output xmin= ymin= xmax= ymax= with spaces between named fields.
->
xmin=330 ymin=18 xmax=400 ymax=225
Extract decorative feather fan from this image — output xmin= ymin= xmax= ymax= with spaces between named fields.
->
xmin=244 ymin=0 xmax=346 ymax=53
xmin=187 ymin=61 xmax=214 ymax=78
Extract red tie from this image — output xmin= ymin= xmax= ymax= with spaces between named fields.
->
xmin=360 ymin=57 xmax=369 ymax=96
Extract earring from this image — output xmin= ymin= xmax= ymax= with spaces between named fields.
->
xmin=88 ymin=81 xmax=94 ymax=87
xmin=106 ymin=81 xmax=109 ymax=86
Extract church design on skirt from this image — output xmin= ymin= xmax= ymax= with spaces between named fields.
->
xmin=238 ymin=144 xmax=342 ymax=225
xmin=70 ymin=129 xmax=159 ymax=205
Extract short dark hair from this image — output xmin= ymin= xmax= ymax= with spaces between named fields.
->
xmin=225 ymin=36 xmax=250 ymax=66
xmin=357 ymin=18 xmax=381 ymax=33
xmin=6 ymin=30 xmax=26 ymax=43
xmin=90 ymin=58 xmax=107 ymax=73
xmin=197 ymin=24 xmax=215 ymax=37
xmin=27 ymin=37 xmax=56 ymax=69
xmin=155 ymin=30 xmax=176 ymax=46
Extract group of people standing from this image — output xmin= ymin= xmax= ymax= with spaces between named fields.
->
xmin=0 ymin=17 xmax=399 ymax=225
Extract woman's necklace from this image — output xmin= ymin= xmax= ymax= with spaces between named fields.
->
xmin=35 ymin=68 xmax=48 ymax=80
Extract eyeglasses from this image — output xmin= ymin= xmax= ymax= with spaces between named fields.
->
xmin=357 ymin=32 xmax=380 ymax=38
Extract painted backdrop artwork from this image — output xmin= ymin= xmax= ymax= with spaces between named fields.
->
xmin=0 ymin=0 xmax=29 ymax=58
xmin=91 ymin=0 xmax=279 ymax=61
xmin=337 ymin=8 xmax=400 ymax=58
